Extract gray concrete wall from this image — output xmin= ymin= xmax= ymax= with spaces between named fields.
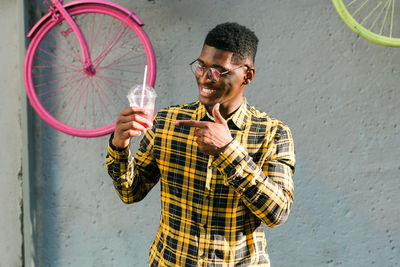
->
xmin=2 ymin=0 xmax=399 ymax=266
xmin=0 ymin=1 xmax=23 ymax=266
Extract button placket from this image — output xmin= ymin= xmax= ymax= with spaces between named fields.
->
xmin=199 ymin=155 xmax=214 ymax=266
xmin=205 ymin=155 xmax=214 ymax=192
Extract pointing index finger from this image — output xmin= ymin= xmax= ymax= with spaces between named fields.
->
xmin=175 ymin=120 xmax=207 ymax=128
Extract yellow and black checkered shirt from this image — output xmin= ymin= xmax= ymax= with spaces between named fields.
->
xmin=106 ymin=98 xmax=295 ymax=266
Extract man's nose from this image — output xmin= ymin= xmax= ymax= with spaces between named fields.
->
xmin=198 ymin=69 xmax=214 ymax=83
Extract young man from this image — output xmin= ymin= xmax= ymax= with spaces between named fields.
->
xmin=106 ymin=22 xmax=295 ymax=266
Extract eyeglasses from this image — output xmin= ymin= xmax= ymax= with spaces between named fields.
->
xmin=189 ymin=59 xmax=249 ymax=82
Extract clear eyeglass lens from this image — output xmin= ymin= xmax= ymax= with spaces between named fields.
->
xmin=191 ymin=61 xmax=222 ymax=81
xmin=192 ymin=62 xmax=203 ymax=75
xmin=208 ymin=68 xmax=220 ymax=81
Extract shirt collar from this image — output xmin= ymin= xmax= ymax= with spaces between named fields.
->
xmin=192 ymin=98 xmax=249 ymax=130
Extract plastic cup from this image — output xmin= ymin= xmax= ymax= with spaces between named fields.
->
xmin=127 ymin=85 xmax=156 ymax=129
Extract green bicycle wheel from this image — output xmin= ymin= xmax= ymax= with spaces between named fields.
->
xmin=333 ymin=0 xmax=400 ymax=46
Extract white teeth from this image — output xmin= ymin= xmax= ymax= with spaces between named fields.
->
xmin=202 ymin=88 xmax=216 ymax=93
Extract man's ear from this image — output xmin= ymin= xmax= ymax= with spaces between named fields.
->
xmin=243 ymin=67 xmax=255 ymax=85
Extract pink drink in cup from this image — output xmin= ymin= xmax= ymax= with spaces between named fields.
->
xmin=140 ymin=108 xmax=154 ymax=128
xmin=127 ymin=85 xmax=156 ymax=129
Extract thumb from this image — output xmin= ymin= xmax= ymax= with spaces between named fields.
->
xmin=212 ymin=103 xmax=226 ymax=124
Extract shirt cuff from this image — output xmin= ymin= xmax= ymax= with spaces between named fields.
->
xmin=213 ymin=140 xmax=248 ymax=181
xmin=108 ymin=132 xmax=130 ymax=160
xmin=213 ymin=139 xmax=262 ymax=194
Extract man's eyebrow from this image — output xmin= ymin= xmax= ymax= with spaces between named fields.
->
xmin=212 ymin=64 xmax=228 ymax=71
xmin=197 ymin=58 xmax=228 ymax=71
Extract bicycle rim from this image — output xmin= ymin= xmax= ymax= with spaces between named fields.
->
xmin=24 ymin=4 xmax=156 ymax=137
xmin=333 ymin=0 xmax=400 ymax=46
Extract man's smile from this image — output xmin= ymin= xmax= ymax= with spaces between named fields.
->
xmin=200 ymin=87 xmax=217 ymax=96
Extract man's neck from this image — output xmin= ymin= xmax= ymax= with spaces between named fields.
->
xmin=205 ymin=98 xmax=244 ymax=120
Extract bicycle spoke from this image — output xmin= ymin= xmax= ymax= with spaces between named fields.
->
xmin=39 ymin=73 xmax=84 ymax=100
xmin=346 ymin=0 xmax=359 ymax=8
xmin=98 ymin=34 xmax=140 ymax=56
xmin=33 ymin=60 xmax=80 ymax=73
xmin=352 ymin=0 xmax=369 ymax=17
xmin=94 ymin=76 xmax=123 ymax=115
xmin=65 ymin=78 xmax=87 ymax=126
xmin=95 ymin=73 xmax=129 ymax=106
xmin=97 ymin=53 xmax=145 ymax=71
xmin=45 ymin=76 xmax=85 ymax=108
xmin=93 ymin=22 xmax=129 ymax=68
xmin=66 ymin=80 xmax=88 ymax=127
xmin=98 ymin=65 xmax=147 ymax=73
xmin=370 ymin=1 xmax=390 ymax=30
xmin=72 ymin=83 xmax=84 ymax=128
xmin=35 ymin=56 xmax=80 ymax=72
xmin=82 ymin=79 xmax=90 ymax=129
xmin=102 ymin=17 xmax=116 ymax=55
xmin=89 ymin=14 xmax=95 ymax=55
xmin=89 ymin=78 xmax=96 ymax=129
xmin=41 ymin=36 xmax=82 ymax=65
xmin=360 ymin=1 xmax=383 ymax=25
xmin=48 ymin=74 xmax=86 ymax=114
xmin=95 ymin=73 xmax=140 ymax=85
xmin=48 ymin=30 xmax=82 ymax=63
xmin=36 ymin=72 xmax=83 ymax=100
xmin=96 ymin=43 xmax=145 ymax=70
xmin=115 ymin=34 xmax=140 ymax=49
xmin=94 ymin=36 xmax=142 ymax=69
xmin=55 ymin=77 xmax=87 ymax=122
xmin=93 ymin=78 xmax=115 ymax=126
xmin=33 ymin=68 xmax=80 ymax=80
xmin=91 ymin=14 xmax=104 ymax=56
xmin=390 ymin=0 xmax=394 ymax=37
xmin=83 ymin=13 xmax=89 ymax=46
xmin=380 ymin=0 xmax=392 ymax=35
xmin=96 ymin=17 xmax=118 ymax=66
xmin=37 ymin=47 xmax=81 ymax=70
xmin=34 ymin=70 xmax=82 ymax=89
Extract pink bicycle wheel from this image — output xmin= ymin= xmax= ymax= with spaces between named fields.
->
xmin=24 ymin=4 xmax=156 ymax=137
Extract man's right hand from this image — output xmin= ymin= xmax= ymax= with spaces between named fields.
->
xmin=112 ymin=107 xmax=153 ymax=149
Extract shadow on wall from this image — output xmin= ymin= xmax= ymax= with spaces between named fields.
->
xmin=25 ymin=1 xmax=61 ymax=265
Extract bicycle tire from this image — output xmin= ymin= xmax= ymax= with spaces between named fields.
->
xmin=24 ymin=4 xmax=156 ymax=137
xmin=333 ymin=0 xmax=400 ymax=46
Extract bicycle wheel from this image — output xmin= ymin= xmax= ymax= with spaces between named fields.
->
xmin=24 ymin=4 xmax=156 ymax=137
xmin=333 ymin=0 xmax=400 ymax=46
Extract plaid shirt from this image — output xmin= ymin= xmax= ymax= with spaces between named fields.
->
xmin=106 ymin=98 xmax=295 ymax=266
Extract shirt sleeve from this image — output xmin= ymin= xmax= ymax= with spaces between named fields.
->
xmin=212 ymin=123 xmax=295 ymax=228
xmin=105 ymin=126 xmax=160 ymax=204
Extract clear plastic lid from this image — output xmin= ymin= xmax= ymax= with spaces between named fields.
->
xmin=127 ymin=85 xmax=157 ymax=108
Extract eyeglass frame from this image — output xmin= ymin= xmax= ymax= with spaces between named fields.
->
xmin=189 ymin=59 xmax=250 ymax=82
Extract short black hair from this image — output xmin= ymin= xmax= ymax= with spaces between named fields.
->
xmin=204 ymin=22 xmax=258 ymax=64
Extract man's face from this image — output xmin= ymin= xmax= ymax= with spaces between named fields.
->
xmin=195 ymin=45 xmax=251 ymax=115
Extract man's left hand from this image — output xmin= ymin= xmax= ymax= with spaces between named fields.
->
xmin=175 ymin=103 xmax=233 ymax=156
